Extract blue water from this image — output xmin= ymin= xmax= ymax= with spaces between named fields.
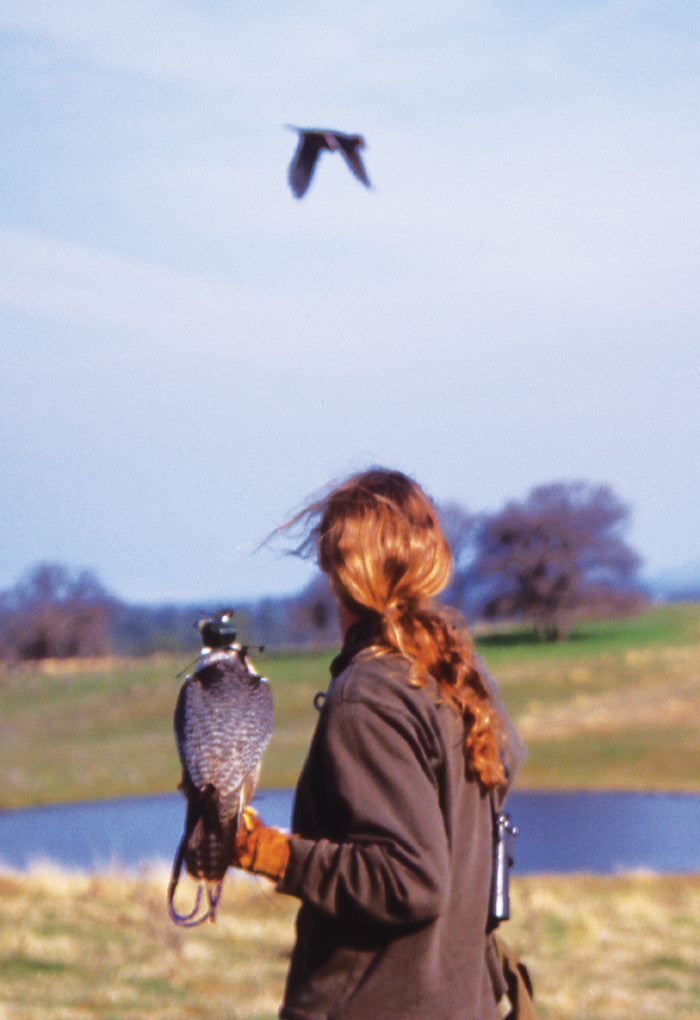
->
xmin=0 ymin=790 xmax=697 ymax=874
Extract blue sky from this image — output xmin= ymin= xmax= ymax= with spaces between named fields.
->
xmin=1 ymin=1 xmax=698 ymax=603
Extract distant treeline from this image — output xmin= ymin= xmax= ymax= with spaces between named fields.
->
xmin=0 ymin=564 xmax=341 ymax=661
xmin=110 ymin=576 xmax=342 ymax=657
xmin=3 ymin=479 xmax=687 ymax=662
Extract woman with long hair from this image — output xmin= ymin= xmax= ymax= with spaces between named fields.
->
xmin=230 ymin=468 xmax=528 ymax=1018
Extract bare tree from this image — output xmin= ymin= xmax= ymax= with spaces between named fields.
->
xmin=439 ymin=502 xmax=477 ymax=566
xmin=437 ymin=502 xmax=478 ymax=616
xmin=470 ymin=482 xmax=647 ymax=639
xmin=288 ymin=575 xmax=341 ymax=646
xmin=0 ymin=563 xmax=115 ymax=661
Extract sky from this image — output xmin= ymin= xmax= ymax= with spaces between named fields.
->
xmin=1 ymin=1 xmax=698 ymax=605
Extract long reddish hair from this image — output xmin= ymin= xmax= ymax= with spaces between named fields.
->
xmin=290 ymin=468 xmax=505 ymax=788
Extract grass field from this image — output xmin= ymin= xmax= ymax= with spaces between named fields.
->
xmin=1 ymin=603 xmax=698 ymax=808
xmin=0 ymin=867 xmax=696 ymax=1019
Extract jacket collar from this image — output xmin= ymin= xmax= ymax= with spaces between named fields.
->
xmin=330 ymin=612 xmax=384 ymax=678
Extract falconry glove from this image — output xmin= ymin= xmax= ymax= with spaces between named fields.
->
xmin=233 ymin=806 xmax=290 ymax=882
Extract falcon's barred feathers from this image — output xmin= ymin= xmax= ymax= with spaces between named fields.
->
xmin=168 ymin=637 xmax=273 ymax=927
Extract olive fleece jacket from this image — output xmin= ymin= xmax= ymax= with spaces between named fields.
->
xmin=277 ymin=648 xmax=526 ymax=1020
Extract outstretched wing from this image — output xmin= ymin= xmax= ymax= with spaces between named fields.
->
xmin=332 ymin=132 xmax=371 ymax=188
xmin=288 ymin=129 xmax=327 ymax=198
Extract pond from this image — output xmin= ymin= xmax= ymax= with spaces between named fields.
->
xmin=0 ymin=790 xmax=697 ymax=875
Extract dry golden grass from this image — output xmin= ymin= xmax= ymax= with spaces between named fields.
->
xmin=0 ymin=865 xmax=297 ymax=1019
xmin=0 ymin=867 xmax=696 ymax=1019
xmin=509 ymin=874 xmax=700 ymax=1019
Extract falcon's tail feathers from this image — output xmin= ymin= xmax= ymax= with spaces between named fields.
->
xmin=168 ymin=781 xmax=230 ymax=927
xmin=167 ymin=833 xmax=224 ymax=927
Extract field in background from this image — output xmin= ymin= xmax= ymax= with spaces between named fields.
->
xmin=0 ymin=867 xmax=696 ymax=1019
xmin=0 ymin=603 xmax=698 ymax=808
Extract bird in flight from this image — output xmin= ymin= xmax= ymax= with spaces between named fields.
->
xmin=287 ymin=126 xmax=371 ymax=198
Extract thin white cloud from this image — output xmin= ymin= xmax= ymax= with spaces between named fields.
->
xmin=0 ymin=228 xmax=249 ymax=344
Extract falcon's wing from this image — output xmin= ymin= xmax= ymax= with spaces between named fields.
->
xmin=288 ymin=130 xmax=326 ymax=198
xmin=333 ymin=133 xmax=371 ymax=187
xmin=175 ymin=656 xmax=273 ymax=818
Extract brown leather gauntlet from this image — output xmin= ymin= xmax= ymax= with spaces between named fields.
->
xmin=233 ymin=807 xmax=290 ymax=882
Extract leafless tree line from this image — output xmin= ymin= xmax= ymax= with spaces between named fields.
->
xmin=0 ymin=563 xmax=115 ymax=662
xmin=0 ymin=480 xmax=648 ymax=660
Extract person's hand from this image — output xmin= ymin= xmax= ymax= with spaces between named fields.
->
xmin=233 ymin=806 xmax=290 ymax=882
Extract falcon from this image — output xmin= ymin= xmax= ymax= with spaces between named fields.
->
xmin=168 ymin=612 xmax=273 ymax=926
xmin=287 ymin=126 xmax=371 ymax=198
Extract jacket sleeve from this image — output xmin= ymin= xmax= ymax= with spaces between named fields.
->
xmin=277 ymin=695 xmax=450 ymax=928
